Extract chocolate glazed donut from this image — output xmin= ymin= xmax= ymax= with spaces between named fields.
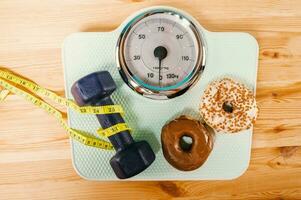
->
xmin=161 ymin=115 xmax=213 ymax=171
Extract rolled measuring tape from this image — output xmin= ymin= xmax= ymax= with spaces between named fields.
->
xmin=0 ymin=68 xmax=131 ymax=150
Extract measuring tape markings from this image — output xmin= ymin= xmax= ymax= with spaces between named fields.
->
xmin=0 ymin=69 xmax=132 ymax=150
xmin=97 ymin=123 xmax=131 ymax=137
xmin=0 ymin=70 xmax=124 ymax=115
xmin=0 ymin=77 xmax=114 ymax=149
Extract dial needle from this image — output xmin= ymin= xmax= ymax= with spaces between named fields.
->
xmin=158 ymin=59 xmax=162 ymax=86
xmin=154 ymin=46 xmax=168 ymax=87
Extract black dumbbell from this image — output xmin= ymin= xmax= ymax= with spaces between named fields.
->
xmin=71 ymin=71 xmax=155 ymax=179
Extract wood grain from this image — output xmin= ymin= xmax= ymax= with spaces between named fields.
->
xmin=0 ymin=0 xmax=300 ymax=199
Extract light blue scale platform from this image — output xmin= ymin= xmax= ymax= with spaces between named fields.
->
xmin=62 ymin=6 xmax=258 ymax=180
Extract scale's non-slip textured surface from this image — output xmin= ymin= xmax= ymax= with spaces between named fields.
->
xmin=63 ymin=6 xmax=258 ymax=180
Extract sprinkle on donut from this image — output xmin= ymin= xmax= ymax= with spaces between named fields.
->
xmin=199 ymin=78 xmax=258 ymax=133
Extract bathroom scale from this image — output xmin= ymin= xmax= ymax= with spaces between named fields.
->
xmin=62 ymin=6 xmax=259 ymax=180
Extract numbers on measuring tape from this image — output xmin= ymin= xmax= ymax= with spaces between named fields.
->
xmin=0 ymin=68 xmax=130 ymax=150
xmin=0 ymin=69 xmax=124 ymax=115
xmin=97 ymin=123 xmax=131 ymax=137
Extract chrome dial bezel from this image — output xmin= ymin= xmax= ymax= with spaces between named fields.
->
xmin=116 ymin=9 xmax=206 ymax=100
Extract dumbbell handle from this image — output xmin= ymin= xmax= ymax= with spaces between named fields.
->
xmin=94 ymin=96 xmax=134 ymax=151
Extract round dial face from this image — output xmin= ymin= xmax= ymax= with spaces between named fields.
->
xmin=118 ymin=10 xmax=205 ymax=99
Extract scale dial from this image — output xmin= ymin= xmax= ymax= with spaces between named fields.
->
xmin=117 ymin=9 xmax=205 ymax=99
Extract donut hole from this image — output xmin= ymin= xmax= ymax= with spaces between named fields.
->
xmin=222 ymin=101 xmax=234 ymax=113
xmin=179 ymin=135 xmax=194 ymax=152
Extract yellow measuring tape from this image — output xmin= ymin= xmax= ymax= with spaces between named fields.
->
xmin=97 ymin=123 xmax=131 ymax=137
xmin=0 ymin=68 xmax=131 ymax=150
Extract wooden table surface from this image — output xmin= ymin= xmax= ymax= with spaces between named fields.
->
xmin=0 ymin=1 xmax=300 ymax=199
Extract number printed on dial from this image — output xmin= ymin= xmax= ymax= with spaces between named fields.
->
xmin=123 ymin=12 xmax=200 ymax=90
